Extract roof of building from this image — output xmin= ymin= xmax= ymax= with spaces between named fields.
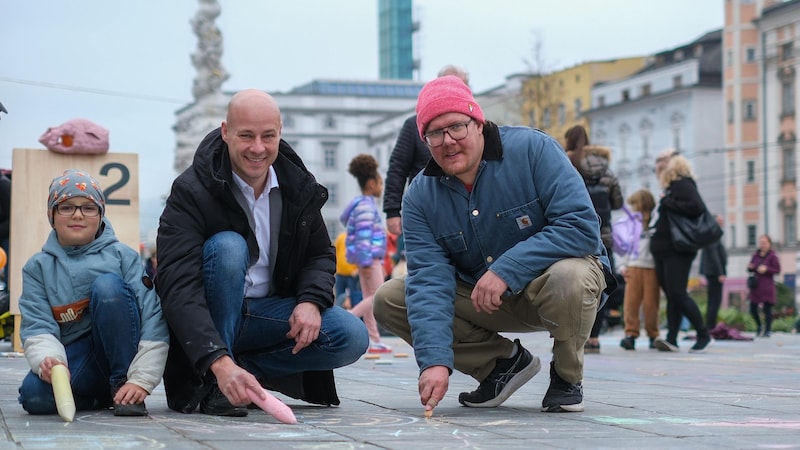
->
xmin=287 ymin=79 xmax=425 ymax=97
xmin=636 ymin=29 xmax=722 ymax=84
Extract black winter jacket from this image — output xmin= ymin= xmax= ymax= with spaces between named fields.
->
xmin=156 ymin=127 xmax=339 ymax=412
xmin=651 ymin=177 xmax=706 ymax=256
xmin=383 ymin=115 xmax=431 ymax=219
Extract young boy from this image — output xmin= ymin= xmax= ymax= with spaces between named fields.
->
xmin=18 ymin=169 xmax=169 ymax=416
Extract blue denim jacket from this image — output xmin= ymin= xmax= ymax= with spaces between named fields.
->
xmin=402 ymin=123 xmax=611 ymax=373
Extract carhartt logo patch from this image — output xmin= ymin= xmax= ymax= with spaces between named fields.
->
xmin=516 ymin=215 xmax=532 ymax=229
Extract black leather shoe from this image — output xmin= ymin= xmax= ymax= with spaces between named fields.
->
xmin=199 ymin=385 xmax=248 ymax=417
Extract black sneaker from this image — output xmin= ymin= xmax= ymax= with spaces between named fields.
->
xmin=649 ymin=337 xmax=656 ymax=349
xmin=458 ymin=339 xmax=541 ymax=408
xmin=689 ymin=337 xmax=714 ymax=353
xmin=541 ymin=361 xmax=584 ymax=412
xmin=619 ymin=336 xmax=635 ymax=351
xmin=199 ymin=385 xmax=248 ymax=417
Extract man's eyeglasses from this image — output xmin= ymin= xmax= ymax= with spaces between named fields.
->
xmin=56 ymin=204 xmax=101 ymax=217
xmin=424 ymin=119 xmax=473 ymax=147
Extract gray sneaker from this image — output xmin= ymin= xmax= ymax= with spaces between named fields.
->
xmin=458 ymin=339 xmax=541 ymax=408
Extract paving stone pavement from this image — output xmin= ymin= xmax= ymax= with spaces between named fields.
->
xmin=1 ymin=327 xmax=799 ymax=449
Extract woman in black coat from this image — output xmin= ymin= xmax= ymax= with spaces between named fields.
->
xmin=650 ymin=151 xmax=713 ymax=353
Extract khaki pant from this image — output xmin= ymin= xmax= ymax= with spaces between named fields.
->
xmin=373 ymin=257 xmax=604 ymax=384
xmin=622 ymin=267 xmax=661 ymax=339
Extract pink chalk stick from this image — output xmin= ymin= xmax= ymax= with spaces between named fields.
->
xmin=247 ymin=387 xmax=298 ymax=424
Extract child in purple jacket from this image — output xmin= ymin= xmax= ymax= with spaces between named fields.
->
xmin=340 ymin=154 xmax=391 ymax=353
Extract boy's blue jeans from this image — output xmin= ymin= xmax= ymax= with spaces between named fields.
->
xmin=201 ymin=232 xmax=367 ymax=379
xmin=18 ymin=274 xmax=141 ymax=414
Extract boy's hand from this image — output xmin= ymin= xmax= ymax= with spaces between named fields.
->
xmin=39 ymin=356 xmax=67 ymax=384
xmin=114 ymin=382 xmax=148 ymax=405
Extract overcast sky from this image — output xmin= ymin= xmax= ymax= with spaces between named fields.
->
xmin=0 ymin=0 xmax=724 ymax=241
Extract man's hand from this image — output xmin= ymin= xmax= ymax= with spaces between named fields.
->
xmin=718 ymin=274 xmax=727 ymax=283
xmin=286 ymin=302 xmax=322 ymax=354
xmin=471 ymin=270 xmax=508 ymax=314
xmin=386 ymin=216 xmax=402 ymax=236
xmin=210 ymin=355 xmax=263 ymax=406
xmin=419 ymin=365 xmax=449 ymax=414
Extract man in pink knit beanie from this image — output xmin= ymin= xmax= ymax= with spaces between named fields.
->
xmin=374 ymin=75 xmax=616 ymax=416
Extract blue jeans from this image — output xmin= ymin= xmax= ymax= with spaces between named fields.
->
xmin=202 ymin=232 xmax=368 ymax=379
xmin=334 ymin=273 xmax=363 ymax=307
xmin=18 ymin=274 xmax=141 ymax=414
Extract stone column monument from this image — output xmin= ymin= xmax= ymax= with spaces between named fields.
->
xmin=173 ymin=0 xmax=230 ymax=172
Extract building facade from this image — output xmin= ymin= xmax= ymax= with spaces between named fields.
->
xmin=520 ymin=57 xmax=648 ymax=143
xmin=585 ymin=30 xmax=724 ymax=217
xmin=724 ymin=0 xmax=799 ymax=296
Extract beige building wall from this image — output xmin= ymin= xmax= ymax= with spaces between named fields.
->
xmin=520 ymin=57 xmax=648 ymax=144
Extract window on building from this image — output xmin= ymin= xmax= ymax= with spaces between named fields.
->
xmin=672 ymin=128 xmax=681 ymax=152
xmin=575 ymin=74 xmax=581 ymax=83
xmin=641 ymin=84 xmax=651 ymax=97
xmin=746 ymin=160 xmax=755 ymax=183
xmin=675 ymin=49 xmax=684 ymax=61
xmin=283 ymin=114 xmax=295 ymax=128
xmin=726 ymin=49 xmax=733 ymax=66
xmin=322 ymin=142 xmax=338 ymax=169
xmin=727 ymin=101 xmax=734 ymax=123
xmin=782 ymin=81 xmax=795 ymax=116
xmin=782 ymin=42 xmax=794 ymax=61
xmin=323 ymin=114 xmax=336 ymax=129
xmin=783 ymin=147 xmax=796 ymax=182
xmin=558 ymin=103 xmax=565 ymax=126
xmin=574 ymin=98 xmax=582 ymax=120
xmin=746 ymin=47 xmax=756 ymax=63
xmin=729 ymin=161 xmax=735 ymax=185
xmin=747 ymin=224 xmax=757 ymax=247
xmin=622 ymin=90 xmax=630 ymax=102
xmin=743 ymin=100 xmax=756 ymax=121
xmin=785 ymin=214 xmax=796 ymax=246
xmin=529 ymin=108 xmax=536 ymax=128
xmin=543 ymin=107 xmax=551 ymax=128
xmin=671 ymin=76 xmax=682 ymax=89
xmin=326 ymin=219 xmax=339 ymax=240
xmin=641 ymin=135 xmax=649 ymax=158
xmin=326 ymin=182 xmax=338 ymax=206
xmin=597 ymin=96 xmax=605 ymax=108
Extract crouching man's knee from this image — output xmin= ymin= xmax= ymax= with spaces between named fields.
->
xmin=529 ymin=257 xmax=605 ymax=341
xmin=373 ymin=278 xmax=412 ymax=342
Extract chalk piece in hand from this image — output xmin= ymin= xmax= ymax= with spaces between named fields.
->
xmin=247 ymin=387 xmax=298 ymax=424
xmin=51 ymin=365 xmax=75 ymax=423
xmin=424 ymin=409 xmax=433 ymax=419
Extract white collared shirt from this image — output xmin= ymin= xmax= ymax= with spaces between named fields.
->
xmin=232 ymin=167 xmax=279 ymax=298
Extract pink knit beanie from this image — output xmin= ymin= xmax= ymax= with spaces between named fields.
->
xmin=416 ymin=75 xmax=485 ymax=141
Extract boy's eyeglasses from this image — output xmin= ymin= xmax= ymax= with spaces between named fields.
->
xmin=424 ymin=119 xmax=473 ymax=147
xmin=55 ymin=204 xmax=101 ymax=217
